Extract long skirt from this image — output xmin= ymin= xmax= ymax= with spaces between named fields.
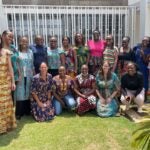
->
xmin=96 ymin=99 xmax=118 ymax=117
xmin=0 ymin=85 xmax=17 ymax=134
xmin=76 ymin=95 xmax=96 ymax=114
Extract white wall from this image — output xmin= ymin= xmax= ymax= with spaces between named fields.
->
xmin=128 ymin=0 xmax=140 ymax=5
xmin=0 ymin=0 xmax=8 ymax=33
xmin=129 ymin=0 xmax=150 ymax=43
xmin=145 ymin=4 xmax=150 ymax=37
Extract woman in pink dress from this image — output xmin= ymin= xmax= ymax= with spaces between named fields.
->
xmin=87 ymin=30 xmax=105 ymax=75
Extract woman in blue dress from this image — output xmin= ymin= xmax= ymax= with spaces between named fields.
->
xmin=47 ymin=36 xmax=65 ymax=77
xmin=15 ymin=36 xmax=34 ymax=119
xmin=134 ymin=36 xmax=150 ymax=99
xmin=96 ymin=61 xmax=120 ymax=117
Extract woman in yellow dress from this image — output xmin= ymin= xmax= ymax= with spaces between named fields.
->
xmin=0 ymin=30 xmax=17 ymax=134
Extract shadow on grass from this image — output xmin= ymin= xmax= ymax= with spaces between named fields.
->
xmin=0 ymin=115 xmax=35 ymax=147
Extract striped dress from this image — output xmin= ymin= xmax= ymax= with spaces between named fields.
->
xmin=103 ymin=46 xmax=118 ymax=68
xmin=0 ymin=49 xmax=17 ymax=134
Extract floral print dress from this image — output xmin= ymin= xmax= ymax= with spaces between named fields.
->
xmin=30 ymin=73 xmax=55 ymax=122
xmin=75 ymin=74 xmax=96 ymax=114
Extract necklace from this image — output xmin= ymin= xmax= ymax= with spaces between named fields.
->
xmin=60 ymin=76 xmax=67 ymax=92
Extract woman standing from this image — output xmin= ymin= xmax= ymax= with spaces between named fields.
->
xmin=96 ymin=61 xmax=120 ymax=117
xmin=73 ymin=33 xmax=89 ymax=73
xmin=74 ymin=64 xmax=96 ymax=115
xmin=134 ymin=37 xmax=150 ymax=99
xmin=30 ymin=62 xmax=55 ymax=122
xmin=62 ymin=36 xmax=77 ymax=78
xmin=47 ymin=36 xmax=65 ymax=77
xmin=0 ymin=30 xmax=17 ymax=134
xmin=15 ymin=36 xmax=34 ymax=120
xmin=103 ymin=35 xmax=118 ymax=72
xmin=118 ymin=36 xmax=135 ymax=78
xmin=9 ymin=31 xmax=21 ymax=104
xmin=87 ymin=30 xmax=105 ymax=75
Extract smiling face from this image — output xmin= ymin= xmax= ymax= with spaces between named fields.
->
xmin=50 ymin=37 xmax=57 ymax=49
xmin=35 ymin=35 xmax=44 ymax=46
xmin=122 ymin=37 xmax=129 ymax=48
xmin=81 ymin=65 xmax=88 ymax=76
xmin=105 ymin=35 xmax=113 ymax=46
xmin=19 ymin=37 xmax=28 ymax=50
xmin=2 ymin=31 xmax=13 ymax=46
xmin=75 ymin=33 xmax=83 ymax=45
xmin=102 ymin=61 xmax=110 ymax=74
xmin=142 ymin=37 xmax=149 ymax=47
xmin=62 ymin=37 xmax=70 ymax=47
xmin=127 ymin=63 xmax=136 ymax=76
xmin=59 ymin=66 xmax=66 ymax=78
xmin=93 ymin=31 xmax=100 ymax=41
xmin=40 ymin=62 xmax=48 ymax=76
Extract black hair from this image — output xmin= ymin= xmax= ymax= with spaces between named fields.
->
xmin=93 ymin=29 xmax=100 ymax=35
xmin=123 ymin=36 xmax=130 ymax=42
xmin=0 ymin=30 xmax=10 ymax=49
xmin=18 ymin=36 xmax=28 ymax=52
xmin=62 ymin=36 xmax=70 ymax=44
xmin=74 ymin=33 xmax=85 ymax=47
xmin=127 ymin=61 xmax=139 ymax=71
xmin=106 ymin=35 xmax=114 ymax=49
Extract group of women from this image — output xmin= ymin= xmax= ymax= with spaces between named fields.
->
xmin=0 ymin=29 xmax=150 ymax=134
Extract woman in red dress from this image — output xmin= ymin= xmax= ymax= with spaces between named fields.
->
xmin=74 ymin=64 xmax=96 ymax=115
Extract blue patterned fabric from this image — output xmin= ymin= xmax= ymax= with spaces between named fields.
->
xmin=15 ymin=49 xmax=34 ymax=101
xmin=96 ymin=99 xmax=118 ymax=117
xmin=47 ymin=48 xmax=64 ymax=69
xmin=30 ymin=73 xmax=55 ymax=121
xmin=96 ymin=72 xmax=120 ymax=117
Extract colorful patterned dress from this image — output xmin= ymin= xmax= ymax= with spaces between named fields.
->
xmin=64 ymin=47 xmax=76 ymax=77
xmin=0 ymin=49 xmax=17 ymax=134
xmin=96 ymin=72 xmax=120 ymax=117
xmin=103 ymin=46 xmax=118 ymax=71
xmin=30 ymin=73 xmax=55 ymax=122
xmin=52 ymin=75 xmax=76 ymax=115
xmin=15 ymin=49 xmax=34 ymax=101
xmin=47 ymin=48 xmax=64 ymax=70
xmin=53 ymin=75 xmax=75 ymax=98
xmin=87 ymin=39 xmax=105 ymax=75
xmin=75 ymin=74 xmax=96 ymax=114
xmin=74 ymin=46 xmax=89 ymax=73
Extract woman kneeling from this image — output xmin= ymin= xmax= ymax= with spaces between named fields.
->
xmin=74 ymin=64 xmax=96 ymax=115
xmin=96 ymin=61 xmax=120 ymax=117
xmin=30 ymin=62 xmax=55 ymax=122
xmin=52 ymin=66 xmax=76 ymax=115
xmin=120 ymin=62 xmax=144 ymax=113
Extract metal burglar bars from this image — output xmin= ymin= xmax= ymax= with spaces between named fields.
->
xmin=2 ymin=5 xmax=137 ymax=47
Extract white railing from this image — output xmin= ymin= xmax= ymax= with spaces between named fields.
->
xmin=2 ymin=5 xmax=137 ymax=47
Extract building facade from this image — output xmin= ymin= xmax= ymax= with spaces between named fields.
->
xmin=0 ymin=0 xmax=149 ymax=47
xmin=128 ymin=0 xmax=150 ymax=42
xmin=2 ymin=0 xmax=128 ymax=6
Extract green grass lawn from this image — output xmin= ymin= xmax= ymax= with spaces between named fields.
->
xmin=0 ymin=111 xmax=137 ymax=150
